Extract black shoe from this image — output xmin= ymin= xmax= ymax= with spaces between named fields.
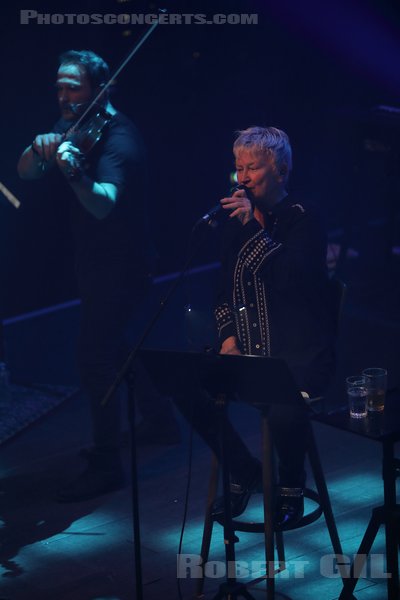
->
xmin=134 ymin=418 xmax=181 ymax=446
xmin=55 ymin=449 xmax=125 ymax=503
xmin=274 ymin=487 xmax=304 ymax=531
xmin=211 ymin=461 xmax=262 ymax=520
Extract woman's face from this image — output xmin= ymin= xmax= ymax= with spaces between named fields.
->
xmin=235 ymin=149 xmax=284 ymax=208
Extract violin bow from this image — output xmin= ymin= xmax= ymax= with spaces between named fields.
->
xmin=72 ymin=8 xmax=167 ymax=131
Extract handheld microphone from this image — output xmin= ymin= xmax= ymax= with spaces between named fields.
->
xmin=199 ymin=184 xmax=247 ymax=226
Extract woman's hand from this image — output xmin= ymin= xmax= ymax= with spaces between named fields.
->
xmin=220 ymin=188 xmax=253 ymax=225
xmin=220 ymin=336 xmax=242 ymax=355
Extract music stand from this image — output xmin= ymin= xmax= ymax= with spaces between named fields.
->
xmin=140 ymin=348 xmax=306 ymax=600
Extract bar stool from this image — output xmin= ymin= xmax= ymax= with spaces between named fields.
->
xmin=194 ymin=406 xmax=345 ymax=599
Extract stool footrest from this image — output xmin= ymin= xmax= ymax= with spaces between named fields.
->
xmin=214 ymin=488 xmax=323 ymax=533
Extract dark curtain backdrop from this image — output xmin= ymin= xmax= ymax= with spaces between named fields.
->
xmin=1 ymin=0 xmax=399 ymax=317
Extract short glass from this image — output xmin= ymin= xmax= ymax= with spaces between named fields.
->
xmin=362 ymin=367 xmax=387 ymax=412
xmin=346 ymin=375 xmax=368 ymax=419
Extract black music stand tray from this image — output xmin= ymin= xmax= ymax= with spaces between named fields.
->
xmin=140 ymin=348 xmax=307 ymax=600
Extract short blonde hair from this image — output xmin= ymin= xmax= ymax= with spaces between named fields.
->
xmin=233 ymin=126 xmax=292 ymax=178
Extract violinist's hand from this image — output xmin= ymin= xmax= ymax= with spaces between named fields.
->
xmin=220 ymin=336 xmax=242 ymax=356
xmin=56 ymin=141 xmax=83 ymax=179
xmin=220 ymin=188 xmax=254 ymax=226
xmin=32 ymin=133 xmax=63 ymax=163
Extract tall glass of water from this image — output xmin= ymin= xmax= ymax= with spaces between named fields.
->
xmin=346 ymin=375 xmax=368 ymax=419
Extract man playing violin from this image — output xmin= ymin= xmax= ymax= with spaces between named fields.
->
xmin=18 ymin=50 xmax=179 ymax=502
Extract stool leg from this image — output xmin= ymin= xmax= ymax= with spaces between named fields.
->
xmin=195 ymin=453 xmax=219 ymax=598
xmin=261 ymin=411 xmax=276 ymax=599
xmin=275 ymin=531 xmax=286 ymax=573
xmin=307 ymin=425 xmax=345 ymax=576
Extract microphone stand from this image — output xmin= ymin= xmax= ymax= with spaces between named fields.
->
xmin=100 ymin=219 xmax=217 ymax=600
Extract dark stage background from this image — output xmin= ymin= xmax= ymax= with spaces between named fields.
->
xmin=1 ymin=0 xmax=400 ymax=318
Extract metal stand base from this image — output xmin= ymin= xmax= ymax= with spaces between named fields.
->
xmin=339 ymin=505 xmax=400 ymax=600
xmin=339 ymin=439 xmax=400 ymax=600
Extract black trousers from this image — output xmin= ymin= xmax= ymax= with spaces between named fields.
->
xmin=77 ymin=262 xmax=172 ymax=451
xmin=174 ymin=387 xmax=310 ymax=488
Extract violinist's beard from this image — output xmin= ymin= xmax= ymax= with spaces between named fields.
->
xmin=60 ymin=102 xmax=88 ymax=120
xmin=60 ymin=98 xmax=107 ymax=121
xmin=69 ymin=102 xmax=90 ymax=115
xmin=60 ymin=105 xmax=79 ymax=121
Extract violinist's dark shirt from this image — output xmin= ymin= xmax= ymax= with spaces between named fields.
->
xmin=54 ymin=112 xmax=155 ymax=277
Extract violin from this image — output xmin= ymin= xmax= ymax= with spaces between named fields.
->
xmin=61 ymin=104 xmax=113 ymax=179
xmin=66 ymin=104 xmax=113 ymax=155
